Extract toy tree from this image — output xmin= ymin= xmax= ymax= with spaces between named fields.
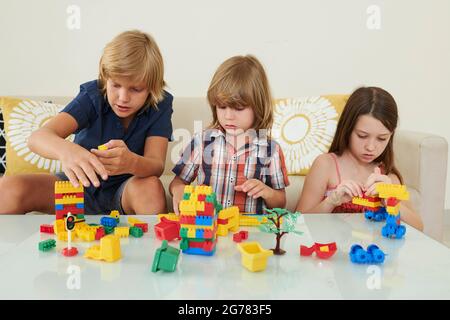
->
xmin=258 ymin=208 xmax=302 ymax=255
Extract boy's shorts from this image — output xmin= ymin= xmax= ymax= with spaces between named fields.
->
xmin=55 ymin=172 xmax=129 ymax=215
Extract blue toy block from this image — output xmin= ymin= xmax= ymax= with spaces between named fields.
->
xmin=55 ymin=204 xmax=63 ymax=210
xmin=381 ymin=214 xmax=406 ymax=239
xmin=196 ymin=229 xmax=204 ymax=238
xmin=100 ymin=216 xmax=118 ymax=228
xmin=349 ymin=244 xmax=385 ymax=264
xmin=195 ymin=216 xmax=213 ymax=226
xmin=364 ymin=207 xmax=388 ymax=222
xmin=182 ymin=246 xmax=217 ymax=256
xmin=76 ymin=203 xmax=84 ymax=209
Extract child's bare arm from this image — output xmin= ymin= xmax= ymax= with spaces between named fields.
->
xmin=28 ymin=112 xmax=108 ymax=188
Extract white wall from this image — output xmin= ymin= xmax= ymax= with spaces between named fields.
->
xmin=1 ymin=0 xmax=449 ymax=206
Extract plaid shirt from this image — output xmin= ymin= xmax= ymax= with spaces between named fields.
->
xmin=172 ymin=128 xmax=290 ymax=213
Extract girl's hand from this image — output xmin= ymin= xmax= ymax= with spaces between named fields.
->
xmin=60 ymin=143 xmax=108 ymax=188
xmin=90 ymin=140 xmax=134 ymax=176
xmin=364 ymin=167 xmax=392 ymax=196
xmin=234 ymin=179 xmax=271 ymax=199
xmin=172 ymin=192 xmax=183 ymax=215
xmin=327 ymin=180 xmax=364 ymax=206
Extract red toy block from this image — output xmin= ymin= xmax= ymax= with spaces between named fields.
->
xmin=95 ymin=227 xmax=105 ymax=240
xmin=134 ymin=223 xmax=148 ymax=233
xmin=180 ymin=215 xmax=195 ymax=225
xmin=40 ymin=224 xmax=54 ymax=234
xmin=239 ymin=230 xmax=248 ymax=240
xmin=55 ymin=193 xmax=84 ymax=199
xmin=197 ymin=194 xmax=206 ymax=201
xmin=217 ymin=218 xmax=229 ymax=225
xmin=203 ymin=229 xmax=213 ymax=239
xmin=233 ymin=233 xmax=242 ymax=243
xmin=62 ymin=247 xmax=78 ymax=257
xmin=154 ymin=218 xmax=180 ymax=241
xmin=203 ymin=202 xmax=214 ymax=216
xmin=300 ymin=242 xmax=337 ymax=259
xmin=386 ymin=197 xmax=399 ymax=206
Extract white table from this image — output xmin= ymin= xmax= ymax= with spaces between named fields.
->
xmin=0 ymin=214 xmax=449 ymax=300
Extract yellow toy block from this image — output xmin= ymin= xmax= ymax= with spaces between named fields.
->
xmin=157 ymin=213 xmax=180 ymax=222
xmin=179 ymin=200 xmax=196 ymax=214
xmin=76 ymin=229 xmax=95 ymax=242
xmin=187 ymin=228 xmax=196 ymax=238
xmin=109 ymin=210 xmax=120 ymax=220
xmin=54 ymin=219 xmax=65 ymax=234
xmin=376 ymin=184 xmax=409 ymax=200
xmin=128 ymin=217 xmax=146 ymax=225
xmin=55 ymin=196 xmax=84 ymax=205
xmin=196 ymin=201 xmax=205 ymax=212
xmin=184 ymin=185 xmax=194 ymax=194
xmin=114 ymin=226 xmax=129 ymax=238
xmin=57 ymin=231 xmax=68 ymax=241
xmin=54 ymin=181 xmax=84 ymax=194
xmin=85 ymin=235 xmax=121 ymax=262
xmin=98 ymin=144 xmax=108 ymax=151
xmin=217 ymin=206 xmax=240 ymax=236
xmin=352 ymin=197 xmax=381 ymax=208
xmin=180 ymin=222 xmax=216 ymax=230
xmin=387 ymin=204 xmax=400 ymax=215
xmin=195 ymin=185 xmax=212 ymax=195
xmin=237 ymin=242 xmax=273 ymax=272
xmin=319 ymin=246 xmax=329 ymax=252
xmin=239 ymin=214 xmax=269 ymax=226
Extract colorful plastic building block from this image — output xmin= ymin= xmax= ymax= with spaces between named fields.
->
xmin=233 ymin=230 xmax=249 ymax=243
xmin=217 ymin=206 xmax=240 ymax=236
xmin=154 ymin=217 xmax=180 ymax=241
xmin=100 ymin=216 xmax=118 ymax=228
xmin=349 ymin=244 xmax=385 ymax=264
xmin=237 ymin=241 xmax=273 ymax=272
xmin=109 ymin=210 xmax=120 ymax=222
xmin=85 ymin=235 xmax=122 ymax=262
xmin=98 ymin=144 xmax=108 ymax=151
xmin=300 ymin=242 xmax=337 ymax=259
xmin=114 ymin=226 xmax=130 ymax=238
xmin=40 ymin=224 xmax=54 ymax=234
xmin=239 ymin=213 xmax=270 ymax=226
xmin=129 ymin=226 xmax=143 ymax=238
xmin=364 ymin=207 xmax=388 ymax=222
xmin=152 ymin=240 xmax=180 ymax=272
xmin=62 ymin=213 xmax=78 ymax=257
xmin=381 ymin=214 xmax=406 ymax=239
xmin=38 ymin=239 xmax=56 ymax=252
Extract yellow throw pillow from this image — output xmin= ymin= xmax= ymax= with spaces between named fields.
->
xmin=0 ymin=97 xmax=74 ymax=175
xmin=272 ymin=95 xmax=348 ymax=176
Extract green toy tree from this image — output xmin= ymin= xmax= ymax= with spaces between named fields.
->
xmin=258 ymin=208 xmax=302 ymax=255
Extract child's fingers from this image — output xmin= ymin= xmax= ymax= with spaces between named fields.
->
xmin=251 ymin=188 xmax=265 ymax=199
xmin=364 ymin=174 xmax=377 ymax=190
xmin=71 ymin=166 xmax=91 ymax=188
xmin=242 ymin=181 xmax=259 ymax=194
xmin=248 ymin=184 xmax=264 ymax=197
xmin=234 ymin=185 xmax=243 ymax=192
xmin=80 ymin=163 xmax=101 ymax=188
xmin=173 ymin=198 xmax=179 ymax=214
xmin=90 ymin=158 xmax=108 ymax=181
xmin=365 ymin=184 xmax=377 ymax=196
xmin=64 ymin=170 xmax=80 ymax=188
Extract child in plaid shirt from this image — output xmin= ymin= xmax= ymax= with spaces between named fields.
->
xmin=169 ymin=55 xmax=289 ymax=214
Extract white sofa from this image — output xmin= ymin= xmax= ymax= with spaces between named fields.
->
xmin=13 ymin=96 xmax=449 ymax=242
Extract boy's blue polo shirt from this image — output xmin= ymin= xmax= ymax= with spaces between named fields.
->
xmin=60 ymin=80 xmax=173 ymax=205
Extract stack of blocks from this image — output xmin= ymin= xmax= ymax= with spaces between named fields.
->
xmin=54 ymin=181 xmax=85 ymax=240
xmin=178 ymin=185 xmax=222 ymax=256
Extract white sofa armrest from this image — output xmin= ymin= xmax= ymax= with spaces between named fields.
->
xmin=394 ymin=130 xmax=448 ymax=241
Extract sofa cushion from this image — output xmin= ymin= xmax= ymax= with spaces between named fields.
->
xmin=272 ymin=95 xmax=348 ymax=175
xmin=0 ymin=97 xmax=74 ymax=175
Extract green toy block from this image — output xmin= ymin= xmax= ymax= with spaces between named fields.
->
xmin=130 ymin=226 xmax=143 ymax=238
xmin=183 ymin=193 xmax=191 ymax=200
xmin=180 ymin=239 xmax=189 ymax=250
xmin=180 ymin=227 xmax=188 ymax=238
xmin=152 ymin=240 xmax=180 ymax=273
xmin=76 ymin=214 xmax=85 ymax=220
xmin=104 ymin=226 xmax=115 ymax=234
xmin=38 ymin=239 xmax=56 ymax=252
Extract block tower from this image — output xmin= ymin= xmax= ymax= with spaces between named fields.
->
xmin=376 ymin=183 xmax=409 ymax=239
xmin=54 ymin=181 xmax=84 ymax=234
xmin=178 ymin=185 xmax=222 ymax=256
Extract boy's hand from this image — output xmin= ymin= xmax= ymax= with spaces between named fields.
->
xmin=234 ymin=179 xmax=271 ymax=199
xmin=60 ymin=144 xmax=108 ymax=188
xmin=364 ymin=167 xmax=392 ymax=196
xmin=90 ymin=140 xmax=134 ymax=176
